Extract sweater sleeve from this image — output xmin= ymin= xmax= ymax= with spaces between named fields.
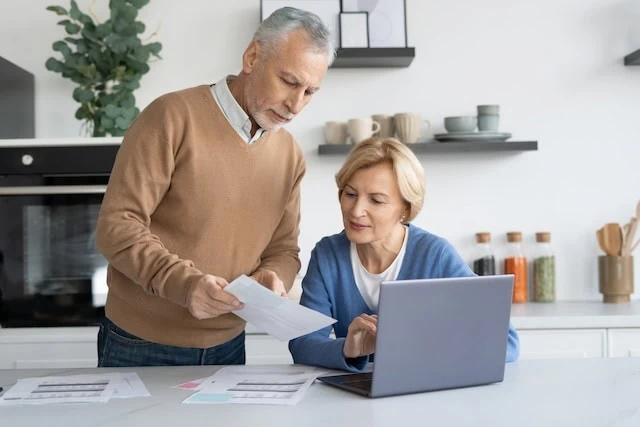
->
xmin=288 ymin=245 xmax=368 ymax=372
xmin=436 ymin=239 xmax=520 ymax=362
xmin=95 ymin=97 xmax=203 ymax=307
xmin=255 ymin=153 xmax=306 ymax=291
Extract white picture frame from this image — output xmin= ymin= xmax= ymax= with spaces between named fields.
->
xmin=339 ymin=12 xmax=369 ymax=48
xmin=341 ymin=0 xmax=407 ymax=48
xmin=261 ymin=1 xmax=341 ymax=51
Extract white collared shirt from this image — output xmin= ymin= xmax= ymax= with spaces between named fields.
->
xmin=210 ymin=75 xmax=265 ymax=144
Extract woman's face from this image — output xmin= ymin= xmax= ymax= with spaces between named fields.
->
xmin=340 ymin=162 xmax=407 ymax=245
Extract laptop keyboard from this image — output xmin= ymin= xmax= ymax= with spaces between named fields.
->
xmin=340 ymin=372 xmax=373 ymax=391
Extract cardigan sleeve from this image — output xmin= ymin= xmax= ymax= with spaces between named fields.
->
xmin=288 ymin=245 xmax=368 ymax=372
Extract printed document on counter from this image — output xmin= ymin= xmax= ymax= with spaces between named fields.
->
xmin=0 ymin=373 xmax=149 ymax=405
xmin=182 ymin=365 xmax=328 ymax=405
xmin=0 ymin=373 xmax=123 ymax=405
xmin=226 ymin=275 xmax=336 ymax=341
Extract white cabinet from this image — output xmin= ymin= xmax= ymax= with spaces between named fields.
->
xmin=518 ymin=329 xmax=607 ymax=360
xmin=607 ymin=329 xmax=640 ymax=357
xmin=0 ymin=327 xmax=99 ymax=369
xmin=0 ymin=327 xmax=292 ymax=369
xmin=245 ymin=335 xmax=292 ymax=365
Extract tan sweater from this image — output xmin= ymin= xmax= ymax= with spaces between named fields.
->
xmin=95 ymin=85 xmax=306 ymax=348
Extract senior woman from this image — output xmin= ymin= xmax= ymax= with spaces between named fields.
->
xmin=289 ymin=137 xmax=519 ymax=372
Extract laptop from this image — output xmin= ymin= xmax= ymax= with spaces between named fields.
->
xmin=317 ymin=275 xmax=514 ymax=398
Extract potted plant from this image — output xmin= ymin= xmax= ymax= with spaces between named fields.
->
xmin=46 ymin=0 xmax=162 ymax=136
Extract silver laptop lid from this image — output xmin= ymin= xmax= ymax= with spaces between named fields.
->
xmin=371 ymin=275 xmax=514 ymax=397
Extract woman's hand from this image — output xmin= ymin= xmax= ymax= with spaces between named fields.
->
xmin=343 ymin=314 xmax=378 ymax=358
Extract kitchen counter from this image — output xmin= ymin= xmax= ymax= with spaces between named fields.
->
xmin=510 ymin=301 xmax=640 ymax=329
xmin=1 ymin=359 xmax=639 ymax=427
xmin=0 ymin=137 xmax=121 ymax=147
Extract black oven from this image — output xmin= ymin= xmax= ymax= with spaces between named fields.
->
xmin=0 ymin=142 xmax=120 ymax=327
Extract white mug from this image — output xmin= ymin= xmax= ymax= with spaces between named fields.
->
xmin=394 ymin=113 xmax=431 ymax=144
xmin=348 ymin=118 xmax=381 ymax=144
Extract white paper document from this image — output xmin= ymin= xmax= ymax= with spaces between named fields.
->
xmin=182 ymin=365 xmax=328 ymax=405
xmin=112 ymin=373 xmax=150 ymax=399
xmin=226 ymin=275 xmax=336 ymax=341
xmin=0 ymin=373 xmax=123 ymax=405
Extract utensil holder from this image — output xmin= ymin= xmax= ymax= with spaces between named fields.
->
xmin=598 ymin=255 xmax=634 ymax=303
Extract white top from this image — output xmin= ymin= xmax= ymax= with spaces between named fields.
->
xmin=2 ymin=360 xmax=640 ymax=427
xmin=210 ymin=75 xmax=265 ymax=144
xmin=350 ymin=225 xmax=409 ymax=310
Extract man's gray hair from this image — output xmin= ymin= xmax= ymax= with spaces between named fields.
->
xmin=254 ymin=7 xmax=336 ymax=65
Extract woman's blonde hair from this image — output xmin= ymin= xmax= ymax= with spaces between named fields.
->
xmin=335 ymin=137 xmax=425 ymax=223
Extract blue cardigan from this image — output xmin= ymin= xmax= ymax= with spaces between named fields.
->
xmin=289 ymin=224 xmax=520 ymax=372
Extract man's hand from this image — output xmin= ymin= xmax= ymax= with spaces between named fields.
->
xmin=185 ymin=274 xmax=243 ymax=320
xmin=251 ymin=269 xmax=287 ymax=298
xmin=343 ymin=314 xmax=378 ymax=359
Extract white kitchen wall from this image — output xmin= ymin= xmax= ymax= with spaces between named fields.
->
xmin=1 ymin=0 xmax=639 ymax=301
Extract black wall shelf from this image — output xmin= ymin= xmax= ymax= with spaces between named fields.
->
xmin=624 ymin=49 xmax=640 ymax=65
xmin=331 ymin=47 xmax=415 ymax=68
xmin=318 ymin=141 xmax=538 ymax=155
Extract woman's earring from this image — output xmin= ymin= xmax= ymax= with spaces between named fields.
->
xmin=400 ymin=216 xmax=405 ymax=223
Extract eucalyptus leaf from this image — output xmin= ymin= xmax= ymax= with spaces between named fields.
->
xmin=100 ymin=116 xmax=115 ymax=129
xmin=73 ymin=87 xmax=95 ymax=103
xmin=115 ymin=116 xmax=131 ymax=130
xmin=131 ymin=0 xmax=150 ymax=9
xmin=45 ymin=57 xmax=65 ymax=72
xmin=46 ymin=0 xmax=161 ymax=136
xmin=47 ymin=5 xmax=68 ymax=15
xmin=75 ymin=105 xmax=92 ymax=120
xmin=105 ymin=104 xmax=121 ymax=119
xmin=65 ymin=22 xmax=80 ymax=34
xmin=134 ymin=21 xmax=145 ymax=34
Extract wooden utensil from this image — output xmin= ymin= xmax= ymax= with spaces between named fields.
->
xmin=603 ymin=223 xmax=623 ymax=256
xmin=623 ymin=218 xmax=638 ymax=256
xmin=596 ymin=228 xmax=608 ymax=254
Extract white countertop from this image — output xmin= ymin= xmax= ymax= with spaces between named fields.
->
xmin=1 ymin=359 xmax=639 ymax=427
xmin=0 ymin=137 xmax=121 ymax=147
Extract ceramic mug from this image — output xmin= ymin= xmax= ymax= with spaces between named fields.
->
xmin=394 ymin=113 xmax=431 ymax=144
xmin=478 ymin=115 xmax=499 ymax=132
xmin=348 ymin=118 xmax=381 ymax=144
xmin=371 ymin=114 xmax=395 ymax=138
xmin=324 ymin=121 xmax=348 ymax=144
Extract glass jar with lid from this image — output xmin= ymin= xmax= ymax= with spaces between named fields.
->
xmin=472 ymin=232 xmax=496 ymax=276
xmin=504 ymin=231 xmax=527 ymax=303
xmin=533 ymin=232 xmax=555 ymax=302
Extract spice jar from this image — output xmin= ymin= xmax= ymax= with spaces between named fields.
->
xmin=472 ymin=232 xmax=496 ymax=276
xmin=504 ymin=231 xmax=527 ymax=303
xmin=533 ymin=232 xmax=556 ymax=302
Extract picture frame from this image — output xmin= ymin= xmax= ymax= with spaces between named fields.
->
xmin=261 ymin=0 xmax=341 ymax=50
xmin=340 ymin=0 xmax=407 ymax=48
xmin=339 ymin=12 xmax=369 ymax=48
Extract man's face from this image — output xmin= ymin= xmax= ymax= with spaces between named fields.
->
xmin=243 ymin=30 xmax=329 ymax=130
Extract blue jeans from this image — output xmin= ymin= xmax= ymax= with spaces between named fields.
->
xmin=97 ymin=317 xmax=246 ymax=367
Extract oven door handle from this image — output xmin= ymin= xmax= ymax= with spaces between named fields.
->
xmin=0 ymin=185 xmax=107 ymax=195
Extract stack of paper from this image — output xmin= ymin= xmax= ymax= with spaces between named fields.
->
xmin=180 ymin=365 xmax=328 ymax=405
xmin=0 ymin=372 xmax=149 ymax=405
